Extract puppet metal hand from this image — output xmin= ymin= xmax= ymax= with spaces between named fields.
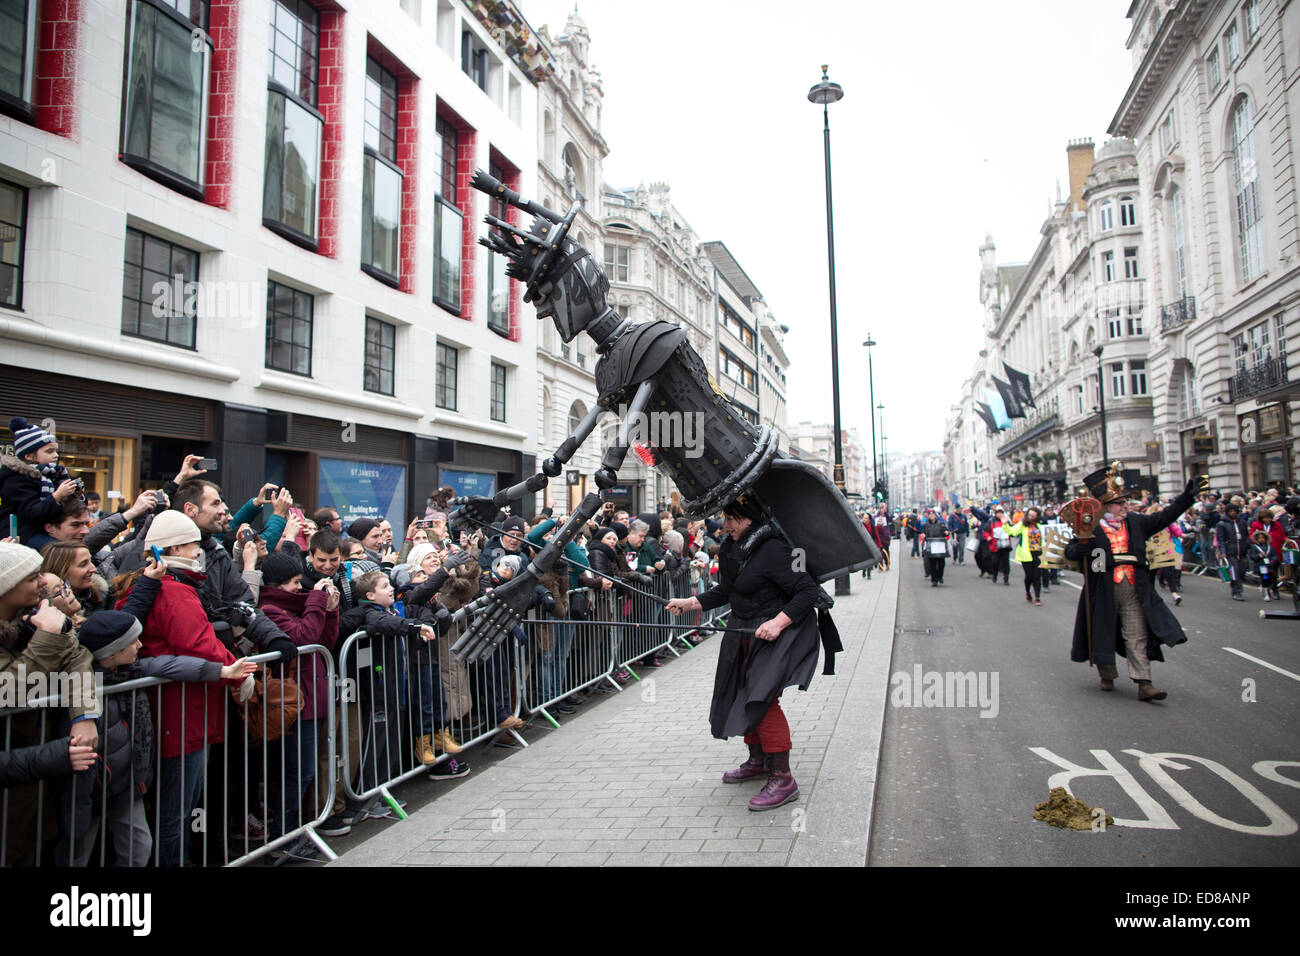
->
xmin=449 ymin=496 xmax=499 ymax=534
xmin=450 ymin=566 xmax=540 ymax=663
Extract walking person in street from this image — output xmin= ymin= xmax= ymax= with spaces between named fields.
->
xmin=919 ymin=510 xmax=950 ymax=586
xmin=1214 ymin=500 xmax=1250 ymax=601
xmin=1064 ymin=465 xmax=1207 ymax=702
xmin=948 ymin=509 xmax=968 ymax=565
xmin=1005 ymin=506 xmax=1045 ymax=605
xmin=664 ymin=495 xmax=831 ymax=812
xmin=971 ymin=504 xmax=1013 ymax=585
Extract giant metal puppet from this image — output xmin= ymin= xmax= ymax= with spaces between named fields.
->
xmin=447 ymin=171 xmax=881 ymax=661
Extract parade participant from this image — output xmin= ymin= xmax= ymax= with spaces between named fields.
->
xmin=1248 ymin=507 xmax=1285 ymax=602
xmin=1005 ymin=507 xmax=1045 ymax=605
xmin=1214 ymin=501 xmax=1250 ymax=601
xmin=971 ymin=504 xmax=1013 ymax=585
xmin=919 ymin=509 xmax=950 ymax=586
xmin=664 ymin=495 xmax=829 ymax=812
xmin=1064 ymin=464 xmax=1207 ymax=702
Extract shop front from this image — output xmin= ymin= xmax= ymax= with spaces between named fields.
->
xmin=1179 ymin=425 xmax=1216 ymax=486
xmin=1238 ymin=402 xmax=1293 ymax=490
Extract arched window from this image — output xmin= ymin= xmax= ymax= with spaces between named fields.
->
xmin=543 ymin=110 xmax=556 ymax=169
xmin=569 ymin=70 xmax=581 ymax=101
xmin=568 ymin=401 xmax=587 ymax=437
xmin=1231 ymin=96 xmax=1264 ymax=282
xmin=1119 ymin=195 xmax=1136 ymax=227
xmin=1096 ymin=199 xmax=1114 ymax=232
xmin=542 ymin=387 xmax=553 ymax=444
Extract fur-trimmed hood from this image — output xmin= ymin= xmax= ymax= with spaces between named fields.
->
xmin=537 ymin=568 xmax=569 ymax=617
xmin=0 ymin=453 xmax=40 ymax=480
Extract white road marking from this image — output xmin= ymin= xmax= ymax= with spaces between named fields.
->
xmin=1058 ymin=578 xmax=1082 ymax=590
xmin=1222 ymin=647 xmax=1300 ymax=683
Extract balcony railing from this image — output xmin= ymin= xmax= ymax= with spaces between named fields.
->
xmin=1228 ymin=356 xmax=1289 ymax=401
xmin=1160 ymin=296 xmax=1196 ymax=332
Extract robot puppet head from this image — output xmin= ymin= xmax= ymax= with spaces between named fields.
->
xmin=472 ymin=169 xmax=610 ymax=343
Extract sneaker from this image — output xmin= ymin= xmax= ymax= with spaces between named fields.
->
xmin=1232 ymin=594 xmax=1245 ymax=601
xmin=270 ymin=837 xmax=320 ymax=866
xmin=1034 ymin=599 xmax=1042 ymax=606
xmin=1173 ymin=593 xmax=1182 ymax=606
xmin=553 ymin=702 xmax=577 ymax=715
xmin=340 ymin=802 xmax=375 ymax=826
xmin=366 ymin=798 xmax=407 ymax=821
xmin=615 ymin=669 xmax=631 ymax=682
xmin=428 ymin=758 xmax=471 ymax=779
xmin=317 ymin=813 xmax=352 ymax=837
xmin=432 ymin=728 xmax=463 ymax=755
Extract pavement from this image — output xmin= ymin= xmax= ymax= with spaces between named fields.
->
xmin=333 ymin=546 xmax=900 ymax=867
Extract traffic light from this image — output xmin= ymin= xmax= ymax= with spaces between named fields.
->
xmin=873 ymin=479 xmax=888 ymax=502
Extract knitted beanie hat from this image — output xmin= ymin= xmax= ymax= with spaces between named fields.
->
xmin=78 ymin=610 xmax=143 ymax=661
xmin=144 ymin=510 xmax=202 ymax=550
xmin=407 ymin=543 xmax=436 ymax=570
xmin=0 ymin=541 xmax=43 ymax=597
xmin=261 ymin=550 xmax=304 ymax=586
xmin=9 ymin=417 xmax=56 ymax=459
xmin=348 ymin=518 xmax=380 ymax=543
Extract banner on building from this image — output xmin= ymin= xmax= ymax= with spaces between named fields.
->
xmin=318 ymin=458 xmax=407 ymax=531
xmin=1003 ymin=363 xmax=1036 ymax=408
xmin=983 ymin=389 xmax=1012 ymax=429
xmin=993 ymin=376 xmax=1026 ymax=419
xmin=974 ymin=401 xmax=1000 ymax=433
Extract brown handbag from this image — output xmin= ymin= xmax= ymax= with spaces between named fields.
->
xmin=236 ymin=662 xmax=303 ymax=743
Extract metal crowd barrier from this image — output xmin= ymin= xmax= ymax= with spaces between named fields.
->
xmin=336 ymin=614 xmax=527 ymax=820
xmin=0 ymin=645 xmax=336 ymax=868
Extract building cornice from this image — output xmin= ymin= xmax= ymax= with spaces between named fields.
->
xmin=1109 ymin=0 xmax=1212 ymax=137
xmin=256 ymin=369 xmax=425 ymax=418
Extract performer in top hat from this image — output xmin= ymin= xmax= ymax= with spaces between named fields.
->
xmin=1063 ymin=463 xmax=1209 ymax=702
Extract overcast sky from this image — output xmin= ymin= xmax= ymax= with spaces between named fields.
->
xmin=519 ymin=1 xmax=1136 ymax=459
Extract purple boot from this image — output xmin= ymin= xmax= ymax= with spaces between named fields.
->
xmin=722 ymin=745 xmax=767 ymax=784
xmin=748 ymin=751 xmax=798 ymax=811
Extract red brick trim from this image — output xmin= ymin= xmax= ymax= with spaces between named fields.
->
xmin=34 ymin=0 xmax=80 ymax=137
xmin=368 ymin=37 xmax=419 ymax=294
xmin=489 ymin=148 xmax=523 ymax=343
xmin=203 ymin=0 xmax=238 ymax=207
xmin=316 ymin=6 xmax=345 ymax=258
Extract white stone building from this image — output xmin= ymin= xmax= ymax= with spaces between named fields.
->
xmin=1 ymin=0 xmax=546 ymax=525
xmin=1110 ymin=0 xmax=1299 ymax=492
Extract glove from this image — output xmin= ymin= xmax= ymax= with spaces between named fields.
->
xmin=265 ymin=636 xmax=298 ymax=664
xmin=434 ymin=606 xmax=453 ymax=636
xmin=1185 ymin=474 xmax=1210 ymax=497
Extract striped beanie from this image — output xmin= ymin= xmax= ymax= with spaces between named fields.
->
xmin=9 ymin=417 xmax=56 ymax=459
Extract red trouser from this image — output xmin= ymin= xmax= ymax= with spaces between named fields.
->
xmin=744 ymin=698 xmax=792 ymax=753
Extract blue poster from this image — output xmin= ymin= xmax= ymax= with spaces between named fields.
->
xmin=318 ymin=458 xmax=407 ymax=530
xmin=440 ymin=468 xmax=495 ymax=498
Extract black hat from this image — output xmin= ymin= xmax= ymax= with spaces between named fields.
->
xmin=262 ymin=550 xmax=304 ymax=586
xmin=721 ymin=494 xmax=763 ymax=523
xmin=347 ymin=518 xmax=380 ymax=542
xmin=608 ymin=521 xmax=629 ymax=541
xmin=79 ymin=610 xmax=142 ymax=661
xmin=1082 ymin=462 xmax=1129 ymax=504
xmin=501 ymin=515 xmax=527 ymax=535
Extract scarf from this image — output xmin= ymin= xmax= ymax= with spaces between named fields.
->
xmin=37 ymin=461 xmax=69 ymax=497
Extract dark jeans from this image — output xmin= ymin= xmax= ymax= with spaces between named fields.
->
xmin=992 ymin=549 xmax=1011 ymax=582
xmin=269 ymin=716 xmax=319 ymax=838
xmin=157 ymin=747 xmax=207 ymax=867
xmin=929 ymin=557 xmax=945 ymax=583
xmin=1022 ymin=553 xmax=1041 ymax=599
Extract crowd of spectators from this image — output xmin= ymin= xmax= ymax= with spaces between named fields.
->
xmin=1 ymin=416 xmax=730 ymax=866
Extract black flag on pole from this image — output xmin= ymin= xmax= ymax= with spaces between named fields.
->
xmin=1003 ymin=363 xmax=1036 ymax=408
xmin=993 ymin=376 xmax=1026 ymax=419
xmin=974 ymin=402 xmax=1000 ymax=434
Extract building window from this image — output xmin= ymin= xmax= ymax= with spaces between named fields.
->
xmin=1207 ymin=48 xmax=1221 ymax=88
xmin=265 ymin=280 xmax=313 ymax=376
xmin=361 ymin=56 xmax=401 ymax=285
xmin=1170 ymin=185 xmax=1187 ymax=296
xmin=120 ymin=0 xmax=212 ymax=198
xmin=264 ymin=0 xmax=321 ymax=247
xmin=603 ymin=244 xmax=630 ymax=282
xmin=1101 ymin=250 xmax=1115 ymax=282
xmin=1130 ymin=360 xmax=1148 ymax=396
xmin=1073 ymin=384 xmax=1084 ymax=415
xmin=363 ymin=316 xmax=395 ymax=395
xmin=436 ymin=342 xmax=457 ymax=410
xmin=1126 ymin=310 xmax=1144 ymax=336
xmin=0 ymin=0 xmax=38 ymax=121
xmin=1231 ymin=96 xmax=1264 ymax=283
xmin=0 ymin=179 xmax=25 ymax=309
xmin=487 ymin=159 xmax=510 ymax=336
xmin=1245 ymin=0 xmax=1259 ymax=41
xmin=1119 ymin=195 xmax=1136 ymax=227
xmin=1097 ymin=200 xmax=1113 ymax=232
xmin=1159 ymin=112 xmax=1176 ymax=154
xmin=433 ymin=114 xmax=461 ymax=315
xmin=1123 ymin=247 xmax=1139 ymax=279
xmin=1232 ymin=319 xmax=1275 ymax=373
xmin=490 ymin=361 xmax=506 ymax=422
xmin=1224 ymin=21 xmax=1240 ymax=65
xmin=121 ymin=227 xmax=198 ymax=349
xmin=460 ymin=28 xmax=489 ymax=94
xmin=1275 ymin=312 xmax=1287 ymax=361
xmin=1107 ymin=309 xmax=1123 ymax=339
xmin=1111 ymin=362 xmax=1126 ymax=398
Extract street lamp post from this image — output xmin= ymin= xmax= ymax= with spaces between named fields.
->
xmin=1093 ymin=344 xmax=1110 ymax=467
xmin=809 ymin=65 xmax=849 ymax=596
xmin=863 ymin=336 xmax=879 ymax=491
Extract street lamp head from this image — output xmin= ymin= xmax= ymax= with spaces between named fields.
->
xmin=808 ymin=66 xmax=844 ymax=105
xmin=862 ymin=336 xmax=876 ymax=348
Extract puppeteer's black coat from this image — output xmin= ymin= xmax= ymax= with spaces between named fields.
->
xmin=1063 ymin=488 xmax=1196 ymax=669
xmin=696 ymin=523 xmax=821 ymax=740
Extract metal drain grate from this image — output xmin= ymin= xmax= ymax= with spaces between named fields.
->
xmin=895 ymin=626 xmax=955 ymax=636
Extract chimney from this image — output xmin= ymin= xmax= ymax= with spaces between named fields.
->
xmin=1066 ymin=138 xmax=1095 ymax=213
